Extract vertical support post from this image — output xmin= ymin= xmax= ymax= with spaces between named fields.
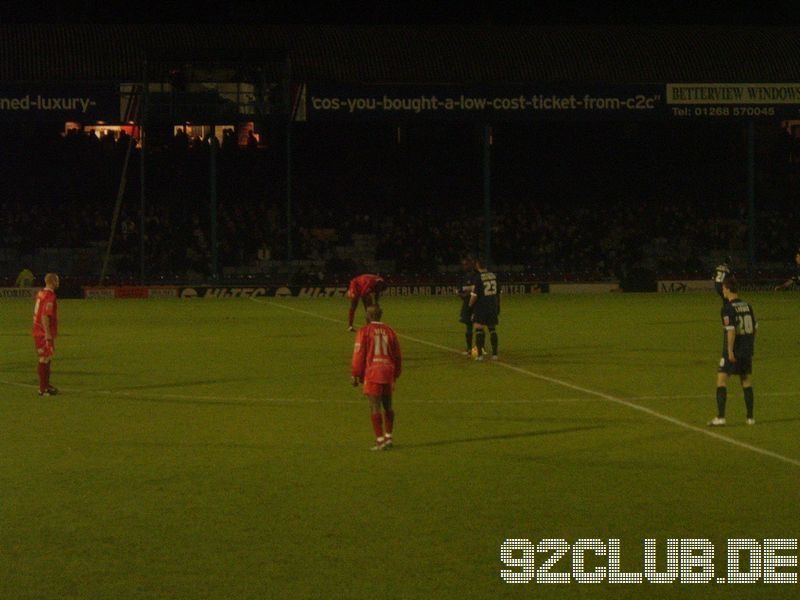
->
xmin=483 ymin=123 xmax=492 ymax=263
xmin=210 ymin=125 xmax=219 ymax=280
xmin=100 ymin=128 xmax=137 ymax=284
xmin=140 ymin=67 xmax=148 ymax=284
xmin=286 ymin=118 xmax=293 ymax=263
xmin=747 ymin=119 xmax=756 ymax=271
xmin=285 ymin=56 xmax=293 ymax=263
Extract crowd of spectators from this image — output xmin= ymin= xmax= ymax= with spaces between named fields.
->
xmin=2 ymin=121 xmax=800 ymax=283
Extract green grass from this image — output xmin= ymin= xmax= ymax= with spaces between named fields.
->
xmin=1 ymin=293 xmax=799 ymax=598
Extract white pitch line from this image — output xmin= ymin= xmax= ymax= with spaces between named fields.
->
xmin=3 ymin=348 xmax=36 ymax=356
xmin=254 ymin=298 xmax=800 ymax=468
xmin=635 ymin=391 xmax=800 ymax=400
xmin=8 ymin=374 xmax=792 ymax=406
xmin=0 ymin=379 xmax=597 ymax=405
xmin=0 ymin=380 xmax=351 ymax=405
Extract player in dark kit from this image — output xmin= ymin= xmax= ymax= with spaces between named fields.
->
xmin=468 ymin=256 xmax=499 ymax=361
xmin=458 ymin=256 xmax=476 ymax=355
xmin=774 ymin=248 xmax=800 ymax=291
xmin=713 ymin=256 xmax=733 ymax=301
xmin=709 ymin=277 xmax=757 ymax=426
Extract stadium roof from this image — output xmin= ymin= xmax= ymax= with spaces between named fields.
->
xmin=2 ymin=24 xmax=800 ymax=83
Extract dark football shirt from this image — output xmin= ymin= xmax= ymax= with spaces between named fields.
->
xmin=461 ymin=273 xmax=475 ymax=312
xmin=721 ymin=298 xmax=756 ymax=359
xmin=471 ymin=270 xmax=499 ymax=314
xmin=713 ymin=263 xmax=731 ymax=299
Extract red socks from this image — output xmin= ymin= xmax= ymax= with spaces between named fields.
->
xmin=37 ymin=363 xmax=47 ymax=393
xmin=348 ymin=305 xmax=357 ymax=327
xmin=384 ymin=409 xmax=394 ymax=434
xmin=371 ymin=413 xmax=384 ymax=439
xmin=45 ymin=362 xmax=51 ymax=388
xmin=371 ymin=410 xmax=395 ymax=442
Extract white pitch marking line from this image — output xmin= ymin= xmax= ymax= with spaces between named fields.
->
xmin=0 ymin=380 xmax=355 ymax=405
xmin=254 ymin=298 xmax=800 ymax=468
xmin=3 ymin=348 xmax=37 ymax=356
xmin=634 ymin=391 xmax=799 ymax=400
xmin=3 ymin=376 xmax=792 ymax=405
xmin=0 ymin=379 xmax=596 ymax=405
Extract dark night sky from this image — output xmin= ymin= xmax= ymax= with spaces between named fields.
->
xmin=0 ymin=0 xmax=797 ymax=25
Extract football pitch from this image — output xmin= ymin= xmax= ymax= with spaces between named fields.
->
xmin=1 ymin=293 xmax=799 ymax=598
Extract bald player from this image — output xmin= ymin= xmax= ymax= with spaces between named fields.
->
xmin=32 ymin=273 xmax=60 ymax=396
xmin=351 ymin=304 xmax=402 ymax=450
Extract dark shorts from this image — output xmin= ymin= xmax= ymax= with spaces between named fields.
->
xmin=718 ymin=355 xmax=752 ymax=376
xmin=459 ymin=305 xmax=472 ymax=325
xmin=472 ymin=305 xmax=498 ymax=327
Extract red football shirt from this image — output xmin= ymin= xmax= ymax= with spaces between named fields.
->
xmin=32 ymin=288 xmax=58 ymax=338
xmin=351 ymin=322 xmax=402 ymax=384
xmin=348 ymin=274 xmax=385 ymax=299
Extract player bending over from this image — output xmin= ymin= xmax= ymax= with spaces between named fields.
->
xmin=346 ymin=273 xmax=387 ymax=332
xmin=709 ymin=277 xmax=757 ymax=426
xmin=351 ymin=304 xmax=402 ymax=450
xmin=468 ymin=257 xmax=499 ymax=361
xmin=32 ymin=273 xmax=60 ymax=396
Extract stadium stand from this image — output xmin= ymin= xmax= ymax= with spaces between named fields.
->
xmin=2 ymin=25 xmax=800 ymax=285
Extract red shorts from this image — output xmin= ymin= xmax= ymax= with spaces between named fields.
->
xmin=363 ymin=380 xmax=394 ymax=397
xmin=34 ymin=336 xmax=54 ymax=359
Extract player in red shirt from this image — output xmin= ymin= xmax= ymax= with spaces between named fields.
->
xmin=32 ymin=273 xmax=60 ymax=396
xmin=351 ymin=304 xmax=402 ymax=450
xmin=347 ymin=273 xmax=387 ymax=331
